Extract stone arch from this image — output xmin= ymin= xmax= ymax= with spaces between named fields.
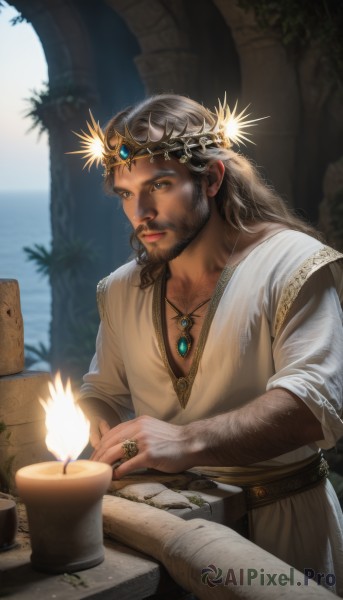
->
xmin=105 ymin=0 xmax=241 ymax=105
xmin=213 ymin=0 xmax=343 ymax=221
xmin=7 ymin=0 xmax=144 ymax=375
xmin=108 ymin=0 xmax=299 ymax=205
xmin=14 ymin=0 xmax=96 ymax=90
xmin=105 ymin=0 xmax=199 ymax=96
xmin=8 ymin=0 xmax=341 ymax=377
xmin=214 ymin=0 xmax=300 ymax=205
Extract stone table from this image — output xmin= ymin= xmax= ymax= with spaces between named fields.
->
xmin=0 ymin=482 xmax=246 ymax=599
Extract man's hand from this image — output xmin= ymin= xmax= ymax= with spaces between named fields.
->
xmin=89 ymin=417 xmax=111 ymax=448
xmin=89 ymin=389 xmax=323 ymax=479
xmin=90 ymin=415 xmax=194 ymax=478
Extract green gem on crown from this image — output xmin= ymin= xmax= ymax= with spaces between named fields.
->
xmin=119 ymin=144 xmax=131 ymax=160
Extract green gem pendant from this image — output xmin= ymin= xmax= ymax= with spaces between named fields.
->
xmin=165 ymin=296 xmax=211 ymax=360
xmin=177 ymin=335 xmax=191 ymax=358
xmin=176 ymin=315 xmax=192 ymax=357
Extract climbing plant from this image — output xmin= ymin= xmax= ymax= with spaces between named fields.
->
xmin=23 ymin=239 xmax=98 ymax=278
xmin=23 ymin=239 xmax=98 ymax=374
xmin=25 ymin=83 xmax=96 ymax=134
xmin=237 ymin=0 xmax=343 ymax=86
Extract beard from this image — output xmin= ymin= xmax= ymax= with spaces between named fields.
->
xmin=131 ymin=182 xmax=211 ymax=264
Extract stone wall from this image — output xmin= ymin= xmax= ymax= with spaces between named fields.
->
xmin=0 ymin=280 xmax=50 ymax=492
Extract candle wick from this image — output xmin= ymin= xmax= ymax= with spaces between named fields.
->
xmin=63 ymin=457 xmax=71 ymax=475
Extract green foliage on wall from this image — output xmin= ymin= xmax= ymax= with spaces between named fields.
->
xmin=25 ymin=342 xmax=51 ymax=369
xmin=25 ymin=83 xmax=96 ymax=134
xmin=23 ymin=240 xmax=98 ymax=278
xmin=23 ymin=240 xmax=99 ymax=376
xmin=237 ymin=0 xmax=343 ymax=85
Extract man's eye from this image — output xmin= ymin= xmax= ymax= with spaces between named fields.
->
xmin=118 ymin=191 xmax=131 ymax=200
xmin=152 ymin=181 xmax=169 ymax=191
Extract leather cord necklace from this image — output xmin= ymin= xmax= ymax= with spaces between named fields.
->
xmin=164 ymin=296 xmax=211 ymax=358
xmin=164 ymin=232 xmax=241 ymax=359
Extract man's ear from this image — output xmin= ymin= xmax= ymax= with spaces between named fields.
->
xmin=205 ymin=161 xmax=225 ymax=197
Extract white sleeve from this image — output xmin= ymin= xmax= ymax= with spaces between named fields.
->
xmin=80 ymin=280 xmax=134 ymax=423
xmin=267 ymin=266 xmax=343 ymax=449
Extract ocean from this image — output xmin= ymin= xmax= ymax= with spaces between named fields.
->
xmin=0 ymin=190 xmax=51 ymax=370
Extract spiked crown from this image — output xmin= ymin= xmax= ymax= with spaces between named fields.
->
xmin=70 ymin=96 xmax=265 ymax=173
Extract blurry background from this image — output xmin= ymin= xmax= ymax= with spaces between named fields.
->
xmin=0 ymin=3 xmax=50 ymax=370
xmin=0 ymin=0 xmax=342 ymax=381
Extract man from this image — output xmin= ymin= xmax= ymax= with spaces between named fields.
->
xmin=75 ymin=94 xmax=343 ymax=591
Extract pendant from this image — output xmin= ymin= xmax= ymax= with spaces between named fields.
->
xmin=176 ymin=315 xmax=193 ymax=358
xmin=177 ymin=334 xmax=191 ymax=358
xmin=165 ymin=296 xmax=211 ymax=359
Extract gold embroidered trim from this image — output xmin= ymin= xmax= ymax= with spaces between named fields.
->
xmin=274 ymin=246 xmax=343 ymax=336
xmin=153 ymin=263 xmax=238 ymax=409
xmin=96 ymin=276 xmax=109 ymax=320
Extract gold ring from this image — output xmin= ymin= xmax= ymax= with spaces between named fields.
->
xmin=122 ymin=439 xmax=139 ymax=460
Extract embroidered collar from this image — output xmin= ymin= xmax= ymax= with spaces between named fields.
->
xmin=152 ymin=263 xmax=238 ymax=408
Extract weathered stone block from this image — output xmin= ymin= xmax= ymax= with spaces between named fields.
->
xmin=0 ymin=371 xmax=51 ymax=492
xmin=0 ymin=279 xmax=24 ymax=376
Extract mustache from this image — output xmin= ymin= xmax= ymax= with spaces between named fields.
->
xmin=134 ymin=222 xmax=175 ymax=236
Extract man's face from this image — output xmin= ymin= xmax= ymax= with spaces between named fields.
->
xmin=113 ymin=157 xmax=211 ymax=263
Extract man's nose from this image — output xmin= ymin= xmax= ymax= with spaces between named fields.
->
xmin=133 ymin=192 xmax=157 ymax=223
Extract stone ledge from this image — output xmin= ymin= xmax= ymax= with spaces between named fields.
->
xmin=0 ymin=371 xmax=51 ymax=492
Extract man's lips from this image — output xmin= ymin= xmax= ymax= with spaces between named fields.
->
xmin=141 ymin=231 xmax=166 ymax=243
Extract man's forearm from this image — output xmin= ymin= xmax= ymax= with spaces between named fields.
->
xmin=89 ymin=388 xmax=324 ymax=475
xmin=184 ymin=388 xmax=324 ymax=467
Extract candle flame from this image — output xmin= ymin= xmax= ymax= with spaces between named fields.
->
xmin=40 ymin=372 xmax=90 ymax=462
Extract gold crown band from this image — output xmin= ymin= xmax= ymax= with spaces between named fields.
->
xmin=69 ymin=95 xmax=266 ymax=173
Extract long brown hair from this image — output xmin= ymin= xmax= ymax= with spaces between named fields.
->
xmin=104 ymin=94 xmax=322 ymax=288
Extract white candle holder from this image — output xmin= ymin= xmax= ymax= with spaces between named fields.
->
xmin=16 ymin=460 xmax=112 ymax=573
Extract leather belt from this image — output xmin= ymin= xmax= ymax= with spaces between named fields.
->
xmin=244 ymin=453 xmax=329 ymax=510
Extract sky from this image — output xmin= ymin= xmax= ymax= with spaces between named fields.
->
xmin=0 ymin=2 xmax=49 ymax=192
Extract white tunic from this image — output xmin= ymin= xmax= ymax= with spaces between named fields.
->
xmin=82 ymin=230 xmax=343 ymax=594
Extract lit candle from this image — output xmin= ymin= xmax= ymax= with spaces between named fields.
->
xmin=15 ymin=373 xmax=112 ymax=573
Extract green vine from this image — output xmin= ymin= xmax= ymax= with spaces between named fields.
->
xmin=23 ymin=239 xmax=99 ymax=376
xmin=63 ymin=315 xmax=100 ymax=376
xmin=25 ymin=83 xmax=96 ymax=134
xmin=0 ymin=456 xmax=16 ymax=493
xmin=0 ymin=423 xmax=15 ymax=492
xmin=0 ymin=2 xmax=28 ymax=23
xmin=237 ymin=0 xmax=343 ymax=85
xmin=23 ymin=239 xmax=98 ymax=278
xmin=24 ymin=313 xmax=99 ymax=378
xmin=323 ymin=188 xmax=343 ymax=252
xmin=10 ymin=12 xmax=28 ymax=25
xmin=25 ymin=342 xmax=51 ymax=368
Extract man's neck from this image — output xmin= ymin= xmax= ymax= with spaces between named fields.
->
xmin=167 ymin=213 xmax=238 ymax=285
xmin=166 ymin=219 xmax=289 ymax=287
